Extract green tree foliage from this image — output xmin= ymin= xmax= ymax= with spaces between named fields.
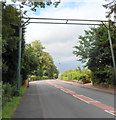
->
xmin=60 ymin=68 xmax=91 ymax=83
xmin=39 ymin=52 xmax=59 ymax=79
xmin=103 ymin=0 xmax=116 ymax=18
xmin=0 ymin=4 xmax=2 ymax=75
xmin=3 ymin=0 xmax=60 ymax=15
xmin=2 ymin=4 xmax=59 ymax=85
xmin=18 ymin=0 xmax=60 ymax=11
xmin=73 ymin=23 xmax=116 ymax=86
xmin=22 ymin=40 xmax=59 ymax=81
xmin=2 ymin=5 xmax=25 ymax=84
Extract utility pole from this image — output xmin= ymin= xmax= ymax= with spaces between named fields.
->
xmin=17 ymin=24 xmax=22 ymax=91
xmin=107 ymin=0 xmax=116 ymax=83
xmin=17 ymin=5 xmax=23 ymax=92
xmin=107 ymin=21 xmax=116 ymax=82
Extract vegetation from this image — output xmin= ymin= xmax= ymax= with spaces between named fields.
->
xmin=103 ymin=0 xmax=116 ymax=18
xmin=2 ymin=4 xmax=59 ymax=84
xmin=73 ymin=22 xmax=116 ymax=86
xmin=22 ymin=40 xmax=59 ymax=81
xmin=0 ymin=82 xmax=2 ymax=120
xmin=2 ymin=5 xmax=24 ymax=85
xmin=2 ymin=86 xmax=26 ymax=118
xmin=60 ymin=67 xmax=92 ymax=84
xmin=2 ymin=3 xmax=59 ymax=119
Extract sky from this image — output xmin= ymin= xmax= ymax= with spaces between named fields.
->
xmin=24 ymin=0 xmax=108 ymax=73
xmin=6 ymin=0 xmax=109 ymax=73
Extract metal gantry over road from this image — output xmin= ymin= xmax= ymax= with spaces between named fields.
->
xmin=23 ymin=17 xmax=109 ymax=26
xmin=17 ymin=17 xmax=116 ymax=91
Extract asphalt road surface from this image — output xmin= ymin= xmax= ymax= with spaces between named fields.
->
xmin=12 ymin=79 xmax=115 ymax=119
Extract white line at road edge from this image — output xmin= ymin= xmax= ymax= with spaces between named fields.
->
xmin=105 ymin=110 xmax=116 ymax=116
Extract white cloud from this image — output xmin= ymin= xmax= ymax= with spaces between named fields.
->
xmin=25 ymin=0 xmax=108 ymax=73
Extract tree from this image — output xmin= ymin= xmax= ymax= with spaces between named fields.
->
xmin=2 ymin=0 xmax=60 ymax=15
xmin=103 ymin=0 xmax=116 ymax=18
xmin=21 ymin=44 xmax=39 ymax=81
xmin=2 ymin=1 xmax=60 ymax=85
xmin=2 ymin=5 xmax=25 ymax=84
xmin=22 ymin=40 xmax=59 ymax=81
xmin=73 ymin=23 xmax=116 ymax=85
xmin=39 ymin=52 xmax=59 ymax=78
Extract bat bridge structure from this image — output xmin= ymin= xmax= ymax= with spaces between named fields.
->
xmin=17 ymin=17 xmax=116 ymax=91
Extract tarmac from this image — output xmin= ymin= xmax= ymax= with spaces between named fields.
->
xmin=57 ymin=79 xmax=116 ymax=95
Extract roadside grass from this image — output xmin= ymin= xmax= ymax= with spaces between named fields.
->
xmin=2 ymin=86 xmax=26 ymax=119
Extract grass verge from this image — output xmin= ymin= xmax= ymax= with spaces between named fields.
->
xmin=2 ymin=86 xmax=26 ymax=119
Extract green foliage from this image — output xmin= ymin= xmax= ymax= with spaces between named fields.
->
xmin=22 ymin=40 xmax=59 ymax=81
xmin=2 ymin=4 xmax=59 ymax=86
xmin=35 ymin=76 xmax=41 ymax=80
xmin=30 ymin=75 xmax=37 ymax=81
xmin=103 ymin=0 xmax=116 ymax=18
xmin=73 ymin=23 xmax=116 ymax=86
xmin=60 ymin=68 xmax=92 ymax=83
xmin=42 ymin=76 xmax=49 ymax=80
xmin=2 ymin=97 xmax=20 ymax=119
xmin=9 ymin=1 xmax=60 ymax=12
xmin=2 ymin=5 xmax=25 ymax=84
xmin=0 ymin=82 xmax=2 ymax=119
xmin=2 ymin=83 xmax=20 ymax=106
xmin=2 ymin=87 xmax=26 ymax=118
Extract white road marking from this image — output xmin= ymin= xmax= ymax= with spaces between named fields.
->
xmin=105 ymin=110 xmax=116 ymax=116
xmin=60 ymin=89 xmax=68 ymax=93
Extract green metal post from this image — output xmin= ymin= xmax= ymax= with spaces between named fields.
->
xmin=107 ymin=21 xmax=116 ymax=83
xmin=17 ymin=25 xmax=22 ymax=91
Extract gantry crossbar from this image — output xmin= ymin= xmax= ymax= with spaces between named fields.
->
xmin=23 ymin=17 xmax=110 ymax=26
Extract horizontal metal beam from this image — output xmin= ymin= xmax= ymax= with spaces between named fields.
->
xmin=23 ymin=17 xmax=108 ymax=23
xmin=28 ymin=22 xmax=101 ymax=25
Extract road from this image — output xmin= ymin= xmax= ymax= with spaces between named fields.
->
xmin=12 ymin=79 xmax=115 ymax=119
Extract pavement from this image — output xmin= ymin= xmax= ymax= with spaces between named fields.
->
xmin=12 ymin=79 xmax=115 ymax=119
xmin=57 ymin=79 xmax=116 ymax=95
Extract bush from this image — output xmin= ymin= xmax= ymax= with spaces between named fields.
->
xmin=42 ymin=76 xmax=49 ymax=79
xmin=53 ymin=73 xmax=58 ymax=79
xmin=63 ymin=77 xmax=68 ymax=80
xmin=35 ymin=76 xmax=41 ymax=80
xmin=30 ymin=75 xmax=36 ymax=81
xmin=2 ymin=83 xmax=20 ymax=105
xmin=60 ymin=69 xmax=92 ymax=83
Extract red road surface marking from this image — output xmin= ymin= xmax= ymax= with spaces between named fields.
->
xmin=46 ymin=81 xmax=115 ymax=116
xmin=91 ymin=102 xmax=116 ymax=111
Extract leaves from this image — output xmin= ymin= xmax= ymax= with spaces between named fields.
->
xmin=73 ymin=23 xmax=116 ymax=85
xmin=22 ymin=40 xmax=59 ymax=80
xmin=2 ymin=5 xmax=24 ymax=84
xmin=103 ymin=0 xmax=116 ymax=18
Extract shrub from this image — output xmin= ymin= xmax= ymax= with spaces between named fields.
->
xmin=60 ymin=68 xmax=92 ymax=83
xmin=2 ymin=83 xmax=20 ymax=105
xmin=42 ymin=76 xmax=49 ymax=79
xmin=35 ymin=76 xmax=41 ymax=80
xmin=53 ymin=73 xmax=58 ymax=79
xmin=30 ymin=75 xmax=36 ymax=81
xmin=63 ymin=77 xmax=68 ymax=80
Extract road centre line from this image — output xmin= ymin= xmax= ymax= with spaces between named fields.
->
xmin=46 ymin=81 xmax=116 ymax=116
